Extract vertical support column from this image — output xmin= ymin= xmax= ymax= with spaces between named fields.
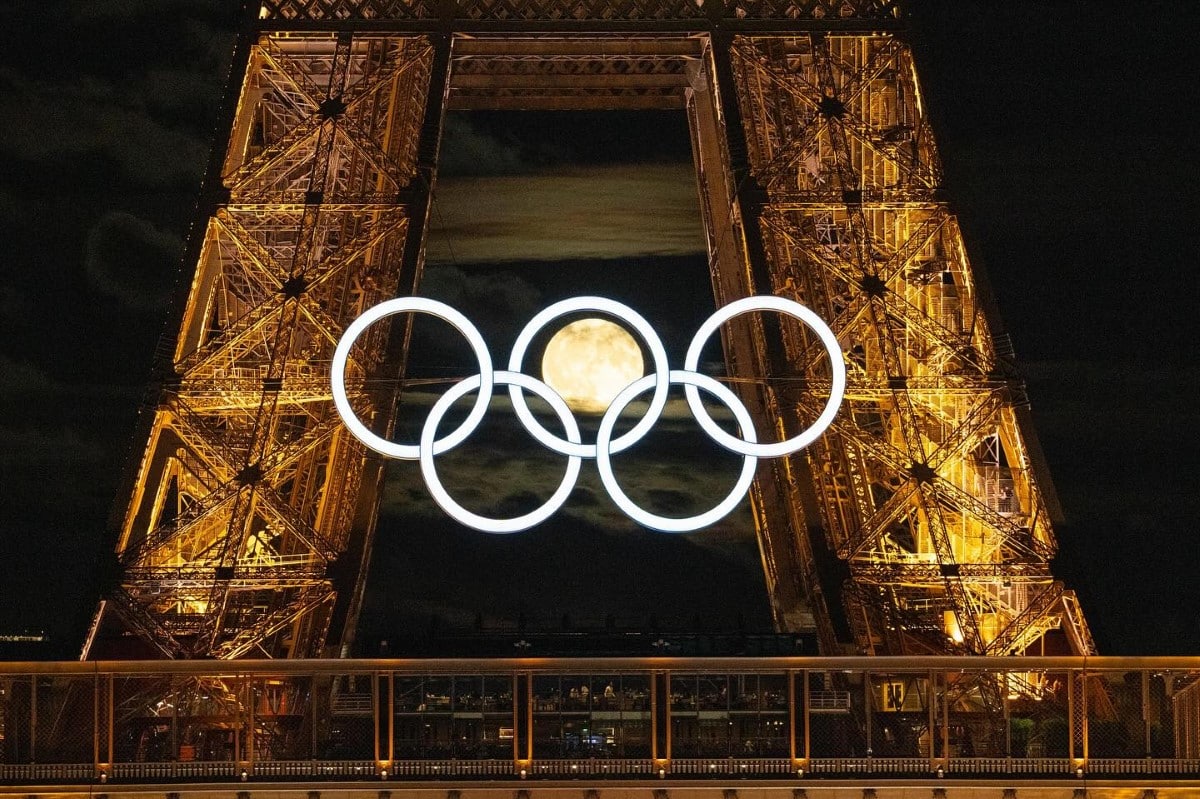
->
xmin=1003 ymin=672 xmax=1012 ymax=759
xmin=107 ymin=673 xmax=114 ymax=767
xmin=791 ymin=669 xmax=810 ymax=772
xmin=247 ymin=675 xmax=256 ymax=771
xmin=387 ymin=671 xmax=395 ymax=767
xmin=233 ymin=675 xmax=244 ymax=768
xmin=1069 ymin=668 xmax=1088 ymax=771
xmin=514 ymin=672 xmax=532 ymax=770
xmin=30 ymin=674 xmax=36 ymax=764
xmin=1142 ymin=670 xmax=1152 ymax=757
xmin=93 ymin=673 xmax=101 ymax=774
xmin=941 ymin=673 xmax=950 ymax=768
xmin=863 ymin=671 xmax=873 ymax=758
xmin=309 ymin=672 xmax=319 ymax=762
xmin=652 ymin=671 xmax=670 ymax=767
xmin=927 ymin=670 xmax=937 ymax=771
xmin=373 ymin=671 xmax=382 ymax=766
xmin=237 ymin=671 xmax=249 ymax=767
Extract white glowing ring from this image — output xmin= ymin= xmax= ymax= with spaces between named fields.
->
xmin=595 ymin=370 xmax=758 ymax=533
xmin=683 ymin=295 xmax=845 ymax=458
xmin=507 ymin=296 xmax=671 ymax=459
xmin=331 ymin=297 xmax=493 ymax=460
xmin=420 ymin=370 xmax=583 ymax=534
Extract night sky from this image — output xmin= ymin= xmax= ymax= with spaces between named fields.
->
xmin=0 ymin=0 xmax=1197 ymax=656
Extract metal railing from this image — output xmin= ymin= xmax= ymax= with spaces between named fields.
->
xmin=1 ymin=656 xmax=1198 ymax=784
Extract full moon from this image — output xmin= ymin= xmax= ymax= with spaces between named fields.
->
xmin=541 ymin=318 xmax=645 ymax=414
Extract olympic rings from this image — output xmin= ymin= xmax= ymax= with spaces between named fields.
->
xmin=331 ymin=295 xmax=844 ymax=534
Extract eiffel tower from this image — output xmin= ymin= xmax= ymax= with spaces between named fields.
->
xmin=82 ymin=0 xmax=1095 ymax=661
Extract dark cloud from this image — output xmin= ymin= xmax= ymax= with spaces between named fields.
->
xmin=644 ymin=488 xmax=693 ymax=516
xmin=427 ymin=165 xmax=706 ymax=264
xmin=406 ymin=264 xmax=544 ymax=370
xmin=83 ymin=211 xmax=181 ymax=311
xmin=438 ymin=116 xmax=530 ymax=177
xmin=0 ymin=69 xmax=211 ymax=190
xmin=67 ymin=0 xmax=224 ymax=22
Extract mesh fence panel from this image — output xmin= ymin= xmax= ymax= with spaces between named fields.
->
xmin=322 ymin=672 xmax=374 ymax=760
xmin=0 ymin=676 xmax=33 ymax=764
xmin=33 ymin=676 xmax=95 ymax=764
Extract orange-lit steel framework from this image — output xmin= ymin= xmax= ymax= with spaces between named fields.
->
xmin=83 ymin=0 xmax=1094 ymax=663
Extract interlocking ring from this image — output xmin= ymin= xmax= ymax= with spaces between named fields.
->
xmin=421 ymin=371 xmax=583 ymax=534
xmin=332 ymin=297 xmax=493 ymax=460
xmin=596 ymin=370 xmax=758 ymax=533
xmin=683 ymin=295 xmax=846 ymax=458
xmin=508 ymin=296 xmax=670 ymax=459
xmin=332 ymin=295 xmax=845 ymax=534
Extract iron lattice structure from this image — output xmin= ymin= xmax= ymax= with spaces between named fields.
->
xmin=84 ymin=0 xmax=1095 ymax=662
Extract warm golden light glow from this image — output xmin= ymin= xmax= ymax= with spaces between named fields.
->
xmin=540 ymin=318 xmax=644 ymax=414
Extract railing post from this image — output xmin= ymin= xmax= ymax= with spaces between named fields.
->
xmin=802 ymin=669 xmax=811 ymax=768
xmin=863 ymin=670 xmax=873 ymax=760
xmin=938 ymin=669 xmax=950 ymax=771
xmin=107 ymin=674 xmax=114 ymax=767
xmin=29 ymin=674 xmax=36 ymax=763
xmin=310 ymin=671 xmax=318 ymax=761
xmin=1068 ymin=667 xmax=1088 ymax=771
xmin=93 ymin=673 xmax=100 ymax=774
xmin=171 ymin=678 xmax=179 ymax=764
xmin=1003 ymin=671 xmax=1011 ymax=759
xmin=789 ymin=669 xmax=806 ymax=772
xmin=1142 ymin=669 xmax=1152 ymax=758
xmin=247 ymin=675 xmax=255 ymax=771
xmin=928 ymin=669 xmax=937 ymax=770
xmin=373 ymin=671 xmax=381 ymax=765
xmin=234 ymin=674 xmax=246 ymax=770
xmin=652 ymin=670 xmax=670 ymax=769
xmin=514 ymin=671 xmax=531 ymax=772
xmin=387 ymin=671 xmax=394 ymax=766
